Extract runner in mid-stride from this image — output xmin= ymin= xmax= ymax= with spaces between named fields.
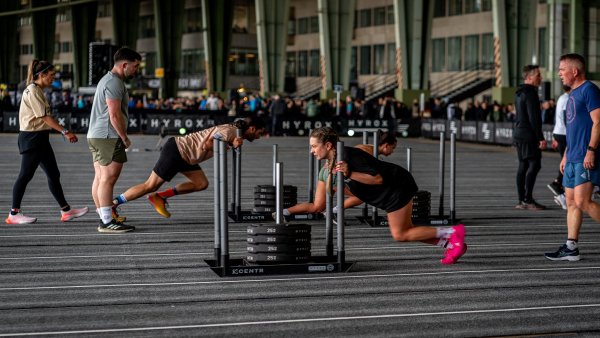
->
xmin=112 ymin=117 xmax=266 ymax=220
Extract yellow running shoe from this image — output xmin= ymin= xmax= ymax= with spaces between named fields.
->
xmin=147 ymin=193 xmax=171 ymax=218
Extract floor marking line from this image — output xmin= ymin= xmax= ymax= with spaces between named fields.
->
xmin=2 ymin=303 xmax=599 ymax=336
xmin=1 ymin=266 xmax=600 ymax=291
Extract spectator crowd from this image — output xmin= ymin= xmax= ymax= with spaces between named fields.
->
xmin=1 ymin=85 xmax=560 ymax=128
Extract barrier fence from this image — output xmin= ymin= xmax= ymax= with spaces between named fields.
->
xmin=421 ymin=119 xmax=556 ymax=149
xmin=0 ymin=111 xmax=556 ymax=148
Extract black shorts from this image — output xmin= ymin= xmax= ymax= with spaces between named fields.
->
xmin=515 ymin=141 xmax=542 ymax=161
xmin=383 ymin=172 xmax=418 ymax=213
xmin=153 ymin=137 xmax=201 ymax=181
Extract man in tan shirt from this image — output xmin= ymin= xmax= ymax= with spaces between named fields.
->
xmin=112 ymin=117 xmax=266 ymax=219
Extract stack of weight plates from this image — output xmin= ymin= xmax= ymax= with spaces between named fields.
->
xmin=246 ymin=223 xmax=311 ymax=264
xmin=412 ymin=190 xmax=431 ymax=219
xmin=252 ymin=185 xmax=298 ymax=213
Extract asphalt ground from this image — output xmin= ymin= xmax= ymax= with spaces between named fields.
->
xmin=1 ymin=133 xmax=600 ymax=337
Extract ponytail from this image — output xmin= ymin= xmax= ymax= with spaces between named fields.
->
xmin=27 ymin=59 xmax=54 ymax=85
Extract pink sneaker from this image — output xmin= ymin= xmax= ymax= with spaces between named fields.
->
xmin=5 ymin=212 xmax=37 ymax=224
xmin=61 ymin=206 xmax=89 ymax=222
xmin=441 ymin=224 xmax=467 ymax=265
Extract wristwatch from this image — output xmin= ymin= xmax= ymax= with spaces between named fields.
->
xmin=587 ymin=145 xmax=596 ymax=152
xmin=61 ymin=129 xmax=69 ymax=135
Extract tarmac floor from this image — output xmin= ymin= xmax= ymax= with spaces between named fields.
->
xmin=1 ymin=133 xmax=599 ymax=337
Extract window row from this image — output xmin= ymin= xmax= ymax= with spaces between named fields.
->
xmin=434 ymin=0 xmax=492 ymax=17
xmin=431 ymin=33 xmax=494 ymax=72
xmin=285 ymin=44 xmax=398 ymax=78
xmin=54 ymin=41 xmax=72 ymax=54
xmin=288 ymin=5 xmax=395 ymax=36
xmin=356 ymin=5 xmax=395 ymax=28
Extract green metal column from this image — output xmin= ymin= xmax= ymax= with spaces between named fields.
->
xmin=492 ymin=0 xmax=536 ymax=104
xmin=569 ymin=0 xmax=584 ymax=54
xmin=255 ymin=0 xmax=289 ymax=95
xmin=111 ymin=0 xmax=140 ymax=48
xmin=318 ymin=0 xmax=355 ymax=99
xmin=392 ymin=0 xmax=432 ymax=105
xmin=547 ymin=0 xmax=571 ymax=97
xmin=0 ymin=0 xmax=20 ymax=85
xmin=32 ymin=0 xmax=57 ymax=62
xmin=71 ymin=1 xmax=97 ymax=91
xmin=202 ymin=0 xmax=234 ymax=94
xmin=154 ymin=0 xmax=185 ymax=99
xmin=507 ymin=0 xmax=537 ymax=86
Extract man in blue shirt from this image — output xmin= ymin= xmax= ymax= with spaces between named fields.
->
xmin=545 ymin=54 xmax=600 ymax=261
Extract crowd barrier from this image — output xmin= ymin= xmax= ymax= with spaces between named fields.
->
xmin=421 ymin=119 xmax=556 ymax=149
xmin=1 ymin=109 xmax=420 ymax=137
xmin=1 ymin=111 xmax=555 ymax=149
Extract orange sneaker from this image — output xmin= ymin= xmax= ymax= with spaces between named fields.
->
xmin=147 ymin=193 xmax=171 ymax=218
xmin=6 ymin=212 xmax=37 ymax=224
xmin=60 ymin=206 xmax=89 ymax=222
xmin=112 ymin=205 xmax=126 ymax=223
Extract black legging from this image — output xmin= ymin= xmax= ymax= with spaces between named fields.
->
xmin=11 ymin=143 xmax=68 ymax=210
xmin=516 ymin=157 xmax=542 ymax=202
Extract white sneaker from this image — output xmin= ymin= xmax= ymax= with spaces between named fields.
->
xmin=554 ymin=194 xmax=567 ymax=210
xmin=5 ymin=212 xmax=37 ymax=224
xmin=61 ymin=206 xmax=89 ymax=221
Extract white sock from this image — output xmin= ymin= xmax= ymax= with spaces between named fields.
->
xmin=283 ymin=209 xmax=290 ymax=216
xmin=99 ymin=206 xmax=112 ymax=224
xmin=436 ymin=238 xmax=453 ymax=248
xmin=566 ymin=239 xmax=578 ymax=250
xmin=436 ymin=227 xmax=454 ymax=239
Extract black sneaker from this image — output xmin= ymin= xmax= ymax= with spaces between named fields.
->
xmin=547 ymin=181 xmax=564 ymax=196
xmin=97 ymin=219 xmax=135 ymax=233
xmin=544 ymin=244 xmax=580 ymax=261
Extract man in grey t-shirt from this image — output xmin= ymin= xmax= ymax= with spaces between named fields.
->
xmin=87 ymin=47 xmax=141 ymax=233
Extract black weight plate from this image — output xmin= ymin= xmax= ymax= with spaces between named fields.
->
xmin=246 ymin=253 xmax=310 ymax=264
xmin=254 ymin=193 xmax=298 ymax=200
xmin=254 ymin=199 xmax=298 ymax=207
xmin=247 ymin=223 xmax=311 ymax=236
xmin=247 ymin=243 xmax=312 ymax=253
xmin=247 ymin=235 xmax=312 ymax=244
xmin=252 ymin=206 xmax=275 ymax=213
xmin=254 ymin=185 xmax=298 ymax=194
xmin=415 ymin=190 xmax=431 ymax=198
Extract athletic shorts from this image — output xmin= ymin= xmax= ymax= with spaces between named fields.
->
xmin=562 ymin=162 xmax=600 ymax=189
xmin=153 ymin=137 xmax=201 ymax=181
xmin=88 ymin=138 xmax=127 ymax=166
xmin=515 ymin=141 xmax=542 ymax=161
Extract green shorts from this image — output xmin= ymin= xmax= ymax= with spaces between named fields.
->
xmin=88 ymin=138 xmax=127 ymax=166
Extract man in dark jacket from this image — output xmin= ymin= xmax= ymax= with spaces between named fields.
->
xmin=514 ymin=65 xmax=547 ymax=210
